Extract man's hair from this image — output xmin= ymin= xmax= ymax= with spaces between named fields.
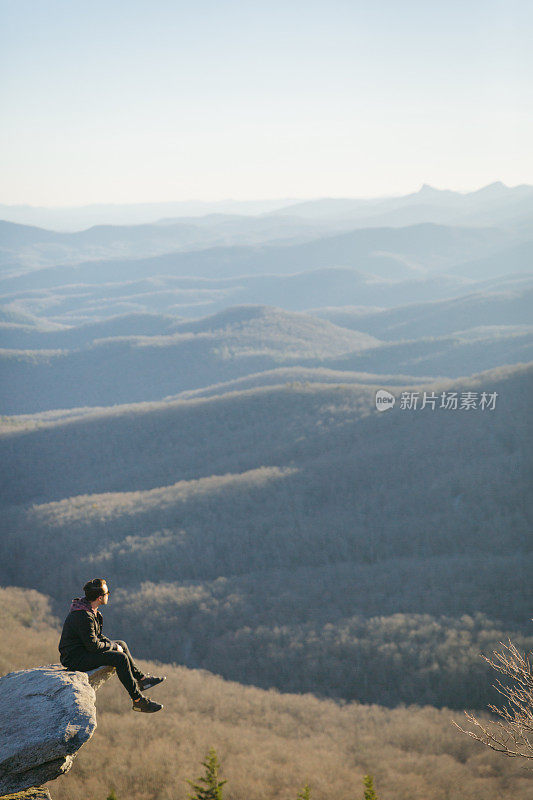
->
xmin=83 ymin=577 xmax=107 ymax=602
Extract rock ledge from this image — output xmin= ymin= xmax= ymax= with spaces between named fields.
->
xmin=0 ymin=664 xmax=114 ymax=797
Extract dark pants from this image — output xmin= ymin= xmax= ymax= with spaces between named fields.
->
xmin=63 ymin=639 xmax=144 ymax=700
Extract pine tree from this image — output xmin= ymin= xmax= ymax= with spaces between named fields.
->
xmin=296 ymin=784 xmax=311 ymax=800
xmin=187 ymin=748 xmax=227 ymax=800
xmin=363 ymin=774 xmax=379 ymax=800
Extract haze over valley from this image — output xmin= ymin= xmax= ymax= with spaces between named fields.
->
xmin=1 ymin=183 xmax=532 ymax=798
xmin=2 ymin=1 xmax=532 ymax=795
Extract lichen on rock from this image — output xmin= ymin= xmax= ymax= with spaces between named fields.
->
xmin=0 ymin=788 xmax=52 ymax=800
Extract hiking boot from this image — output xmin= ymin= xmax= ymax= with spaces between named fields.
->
xmin=138 ymin=675 xmax=166 ymax=691
xmin=132 ymin=695 xmax=163 ymax=713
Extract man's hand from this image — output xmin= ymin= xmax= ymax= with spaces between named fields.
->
xmin=116 ymin=644 xmax=123 ymax=653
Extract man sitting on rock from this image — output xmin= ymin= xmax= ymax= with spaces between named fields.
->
xmin=59 ymin=577 xmax=165 ymax=713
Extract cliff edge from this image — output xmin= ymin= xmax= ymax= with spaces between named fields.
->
xmin=0 ymin=664 xmax=114 ymax=797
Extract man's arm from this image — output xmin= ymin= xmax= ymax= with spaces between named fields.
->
xmin=101 ymin=634 xmax=117 ymax=648
xmin=101 ymin=636 xmax=123 ymax=652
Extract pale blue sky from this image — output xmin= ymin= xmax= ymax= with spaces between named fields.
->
xmin=1 ymin=0 xmax=531 ymax=205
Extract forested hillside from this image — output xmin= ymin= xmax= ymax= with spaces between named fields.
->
xmin=2 ymin=304 xmax=532 ymax=413
xmin=2 ymin=586 xmax=532 ymax=800
xmin=315 ymin=280 xmax=533 ymax=339
xmin=1 ymin=190 xmax=532 ymax=721
xmin=1 ymin=363 xmax=530 ymax=707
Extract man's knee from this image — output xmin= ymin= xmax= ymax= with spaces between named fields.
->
xmin=113 ymin=639 xmax=127 ymax=650
xmin=106 ymin=650 xmax=129 ymax=667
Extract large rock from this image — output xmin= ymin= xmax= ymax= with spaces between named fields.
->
xmin=0 ymin=664 xmax=114 ymax=796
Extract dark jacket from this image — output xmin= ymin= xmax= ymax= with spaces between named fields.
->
xmin=59 ymin=597 xmax=117 ymax=666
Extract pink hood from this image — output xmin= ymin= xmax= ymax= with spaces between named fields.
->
xmin=69 ymin=597 xmax=95 ymax=613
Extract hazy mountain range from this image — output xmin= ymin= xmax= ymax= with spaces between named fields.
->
xmin=1 ymin=182 xmax=531 ymax=232
xmin=1 ymin=183 xmax=531 ymax=274
xmin=273 ymin=182 xmax=533 ymax=231
xmin=0 ymin=198 xmax=298 ymax=231
xmin=0 ymin=183 xmax=531 ymax=716
xmin=1 ymin=304 xmax=532 ymax=414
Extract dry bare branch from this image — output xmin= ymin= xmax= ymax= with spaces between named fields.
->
xmin=453 ymin=638 xmax=533 ymax=761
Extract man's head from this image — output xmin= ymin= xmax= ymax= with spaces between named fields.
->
xmin=83 ymin=577 xmax=109 ymax=607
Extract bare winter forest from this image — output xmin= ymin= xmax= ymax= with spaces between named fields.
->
xmin=2 ymin=587 xmax=532 ymax=800
xmin=1 ymin=184 xmax=532 ymax=798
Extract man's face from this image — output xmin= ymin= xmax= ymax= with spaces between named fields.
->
xmin=99 ymin=582 xmax=109 ymax=606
